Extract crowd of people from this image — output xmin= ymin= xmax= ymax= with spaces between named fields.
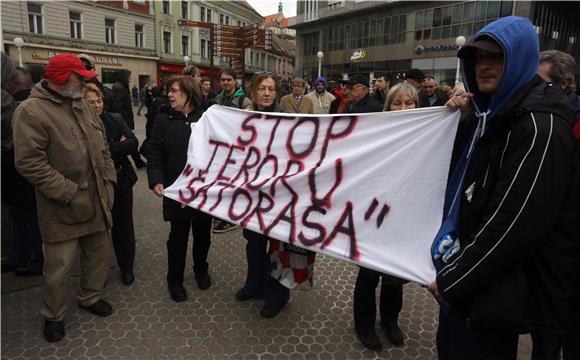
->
xmin=1 ymin=15 xmax=579 ymax=359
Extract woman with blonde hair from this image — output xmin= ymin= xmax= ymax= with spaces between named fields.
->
xmin=83 ymin=83 xmax=139 ymax=285
xmin=354 ymin=82 xmax=419 ymax=351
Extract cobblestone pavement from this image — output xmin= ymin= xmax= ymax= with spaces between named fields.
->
xmin=1 ymin=112 xmax=532 ymax=359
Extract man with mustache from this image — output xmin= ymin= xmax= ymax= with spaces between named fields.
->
xmin=12 ymin=54 xmax=117 ymax=343
xmin=428 ymin=17 xmax=580 ymax=359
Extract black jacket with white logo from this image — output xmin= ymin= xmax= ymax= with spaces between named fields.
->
xmin=437 ymin=76 xmax=580 ymax=334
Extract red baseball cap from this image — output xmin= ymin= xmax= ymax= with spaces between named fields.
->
xmin=45 ymin=53 xmax=98 ymax=85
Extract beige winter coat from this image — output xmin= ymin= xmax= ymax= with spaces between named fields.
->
xmin=13 ymin=82 xmax=116 ymax=243
xmin=279 ymin=94 xmax=314 ymax=114
xmin=305 ymin=90 xmax=336 ymax=114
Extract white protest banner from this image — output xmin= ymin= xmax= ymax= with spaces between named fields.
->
xmin=164 ymin=105 xmax=460 ymax=285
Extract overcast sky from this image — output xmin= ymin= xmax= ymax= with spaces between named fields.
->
xmin=246 ymin=0 xmax=297 ymax=17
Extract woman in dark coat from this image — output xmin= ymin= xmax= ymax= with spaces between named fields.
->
xmin=147 ymin=75 xmax=213 ymax=302
xmin=84 ymin=83 xmax=138 ymax=285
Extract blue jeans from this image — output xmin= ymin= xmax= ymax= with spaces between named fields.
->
xmin=242 ymin=229 xmax=289 ymax=307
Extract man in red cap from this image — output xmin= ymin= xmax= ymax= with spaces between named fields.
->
xmin=12 ymin=53 xmax=117 ymax=342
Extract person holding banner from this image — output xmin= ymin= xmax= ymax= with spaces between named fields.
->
xmin=353 ymin=83 xmax=419 ymax=350
xmin=147 ymin=75 xmax=214 ymax=302
xmin=234 ymin=72 xmax=294 ymax=319
xmin=428 ymin=16 xmax=580 ymax=359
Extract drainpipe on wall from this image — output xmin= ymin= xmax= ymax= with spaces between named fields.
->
xmin=152 ymin=0 xmax=159 ymax=85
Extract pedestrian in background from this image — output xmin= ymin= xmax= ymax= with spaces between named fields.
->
xmin=147 ymin=75 xmax=213 ymax=302
xmin=2 ymin=65 xmax=44 ymax=277
xmin=305 ymin=76 xmax=335 ymax=114
xmin=421 ymin=75 xmax=449 ymax=107
xmin=280 ymin=77 xmax=313 ymax=114
xmin=372 ymin=73 xmax=392 ymax=107
xmin=212 ymin=68 xmax=251 ymax=234
xmin=13 ymin=53 xmax=117 ymax=343
xmin=131 ymin=84 xmax=139 ymax=106
xmin=84 ymin=83 xmax=138 ymax=286
xmin=112 ymin=69 xmax=147 ymax=169
xmin=342 ymin=74 xmax=383 ymax=113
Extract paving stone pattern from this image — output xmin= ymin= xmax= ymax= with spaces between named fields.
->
xmin=1 ymin=113 xmax=533 ymax=359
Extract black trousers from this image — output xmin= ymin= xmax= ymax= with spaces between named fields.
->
xmin=353 ymin=267 xmax=403 ymax=330
xmin=437 ymin=309 xmax=519 ymax=360
xmin=167 ymin=209 xmax=213 ymax=285
xmin=111 ymin=189 xmax=135 ymax=271
xmin=241 ymin=229 xmax=289 ymax=307
xmin=531 ymin=329 xmax=580 ymax=360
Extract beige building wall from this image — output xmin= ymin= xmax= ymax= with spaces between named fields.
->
xmin=2 ymin=0 xmax=157 ymax=89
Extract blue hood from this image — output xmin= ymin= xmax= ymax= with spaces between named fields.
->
xmin=461 ymin=16 xmax=539 ymax=125
xmin=314 ymin=76 xmax=328 ymax=88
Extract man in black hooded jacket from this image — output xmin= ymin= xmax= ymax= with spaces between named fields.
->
xmin=112 ymin=70 xmax=147 ymax=169
xmin=429 ymin=16 xmax=580 ymax=360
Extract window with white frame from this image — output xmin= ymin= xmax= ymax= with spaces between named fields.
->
xmin=206 ymin=8 xmax=212 ymax=23
xmin=105 ymin=18 xmax=116 ymax=44
xmin=181 ymin=35 xmax=189 ymax=56
xmin=201 ymin=39 xmax=207 ymax=58
xmin=163 ymin=31 xmax=172 ymax=53
xmin=135 ymin=24 xmax=144 ymax=48
xmin=237 ymin=20 xmax=242 ymax=27
xmin=69 ymin=11 xmax=82 ymax=39
xmin=225 ymin=16 xmax=230 ymax=25
xmin=200 ymin=6 xmax=205 ymax=22
xmin=220 ymin=14 xmax=224 ymax=25
xmin=162 ymin=0 xmax=170 ymax=15
xmin=181 ymin=1 xmax=188 ymax=19
xmin=27 ymin=3 xmax=43 ymax=34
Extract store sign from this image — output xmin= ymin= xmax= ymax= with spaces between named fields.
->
xmin=350 ymin=49 xmax=366 ymax=62
xmin=414 ymin=44 xmax=459 ymax=55
xmin=30 ymin=50 xmax=122 ymax=65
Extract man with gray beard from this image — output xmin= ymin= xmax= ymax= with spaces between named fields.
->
xmin=12 ymin=54 xmax=117 ymax=342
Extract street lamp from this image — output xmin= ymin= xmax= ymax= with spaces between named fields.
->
xmin=183 ymin=55 xmax=190 ymax=66
xmin=316 ymin=51 xmax=324 ymax=78
xmin=13 ymin=37 xmax=24 ymax=67
xmin=455 ymin=35 xmax=466 ymax=84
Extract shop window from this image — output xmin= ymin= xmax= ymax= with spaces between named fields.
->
xmin=135 ymin=24 xmax=144 ymax=48
xmin=101 ymin=68 xmax=122 ymax=89
xmin=28 ymin=3 xmax=43 ymax=34
xmin=105 ymin=18 xmax=116 ymax=44
xmin=69 ymin=11 xmax=82 ymax=39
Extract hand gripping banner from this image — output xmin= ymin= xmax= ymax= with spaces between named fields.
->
xmin=165 ymin=105 xmax=460 ymax=285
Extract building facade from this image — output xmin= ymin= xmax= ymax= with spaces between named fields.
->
xmin=2 ymin=0 xmax=158 ymax=90
xmin=154 ymin=0 xmax=295 ymax=85
xmin=292 ymin=0 xmax=580 ymax=86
